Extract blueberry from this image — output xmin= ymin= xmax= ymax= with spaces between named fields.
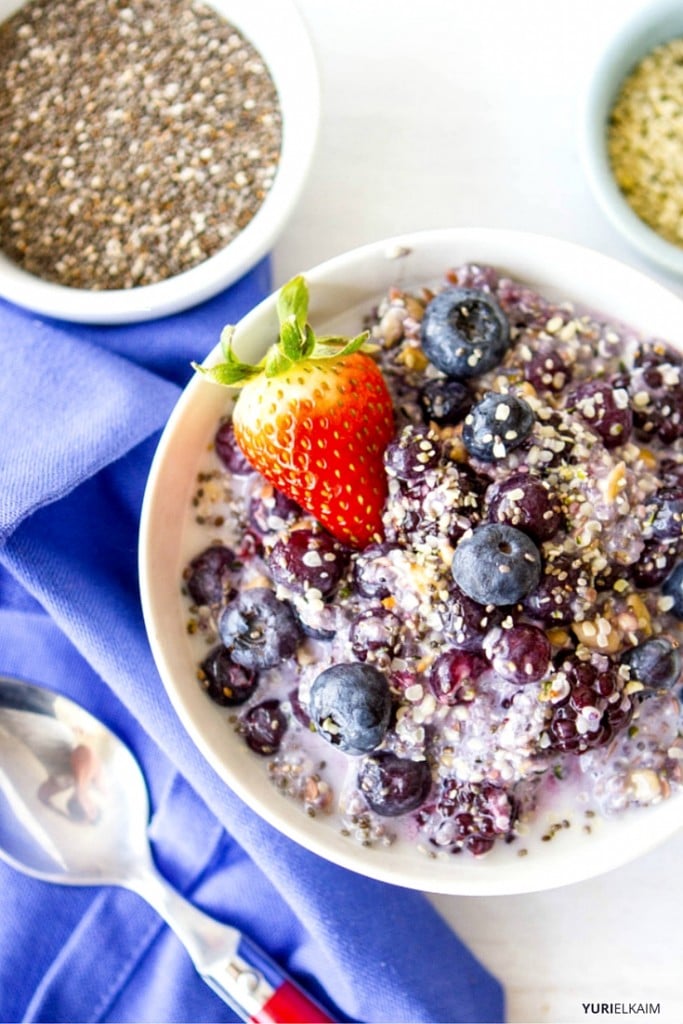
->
xmin=384 ymin=425 xmax=442 ymax=481
xmin=218 ymin=588 xmax=302 ymax=669
xmin=199 ymin=646 xmax=259 ymax=706
xmin=308 ymin=662 xmax=392 ymax=754
xmin=418 ymin=377 xmax=473 ymax=426
xmin=266 ymin=528 xmax=349 ymax=598
xmin=184 ymin=544 xmax=236 ymax=606
xmin=420 ymin=287 xmax=510 ymax=379
xmin=241 ymin=700 xmax=288 ymax=755
xmin=483 ymin=623 xmax=551 ymax=684
xmin=427 ymin=648 xmax=488 ymax=705
xmin=462 ymin=393 xmax=535 ymax=462
xmin=358 ymin=751 xmax=432 ymax=816
xmin=349 ymin=605 xmax=403 ymax=662
xmin=621 ymin=637 xmax=682 ymax=690
xmin=353 ymin=542 xmax=396 ymax=599
xmin=248 ymin=484 xmax=302 ymax=534
xmin=524 ymin=347 xmax=572 ymax=394
xmin=568 ymin=379 xmax=632 ymax=449
xmin=663 ymin=563 xmax=683 ymax=618
xmin=452 ymin=524 xmax=542 ymax=606
xmin=522 ymin=553 xmax=580 ymax=626
xmin=644 ymin=487 xmax=683 ymax=543
xmin=630 ymin=541 xmax=678 ymax=589
xmin=486 ymin=472 xmax=563 ymax=541
xmin=214 ymin=420 xmax=254 ymax=475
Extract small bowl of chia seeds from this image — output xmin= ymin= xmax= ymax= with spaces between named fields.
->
xmin=581 ymin=0 xmax=683 ymax=278
xmin=0 ymin=0 xmax=319 ymax=323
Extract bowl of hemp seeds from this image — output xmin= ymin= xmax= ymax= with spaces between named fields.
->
xmin=581 ymin=0 xmax=683 ymax=279
xmin=0 ymin=0 xmax=319 ymax=324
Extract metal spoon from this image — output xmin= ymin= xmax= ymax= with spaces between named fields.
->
xmin=0 ymin=675 xmax=333 ymax=1024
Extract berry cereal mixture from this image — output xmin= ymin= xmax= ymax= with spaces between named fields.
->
xmin=182 ymin=265 xmax=683 ymax=859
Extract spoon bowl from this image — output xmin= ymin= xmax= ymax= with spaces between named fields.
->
xmin=0 ymin=675 xmax=333 ymax=1023
xmin=0 ymin=677 xmax=149 ymax=883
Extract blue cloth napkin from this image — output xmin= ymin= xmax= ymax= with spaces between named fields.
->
xmin=0 ymin=263 xmax=505 ymax=1024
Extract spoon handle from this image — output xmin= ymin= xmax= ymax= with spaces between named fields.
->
xmin=130 ymin=862 xmax=334 ymax=1023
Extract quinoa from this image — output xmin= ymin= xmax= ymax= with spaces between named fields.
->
xmin=0 ymin=0 xmax=282 ymax=289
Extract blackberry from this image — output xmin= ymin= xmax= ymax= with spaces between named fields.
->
xmin=545 ymin=656 xmax=633 ymax=755
xmin=418 ymin=779 xmax=517 ymax=856
xmin=420 ymin=286 xmax=510 ymax=379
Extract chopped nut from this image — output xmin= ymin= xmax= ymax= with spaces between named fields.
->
xmin=602 ymin=460 xmax=626 ymax=502
xmin=625 ymin=593 xmax=653 ymax=636
xmin=572 ymin=616 xmax=622 ymax=653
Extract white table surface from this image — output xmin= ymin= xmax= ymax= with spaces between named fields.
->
xmin=272 ymin=2 xmax=683 ymax=1022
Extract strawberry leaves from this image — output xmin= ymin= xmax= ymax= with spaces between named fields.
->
xmin=193 ymin=275 xmax=371 ymax=388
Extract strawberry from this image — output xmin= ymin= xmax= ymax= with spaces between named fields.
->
xmin=193 ymin=276 xmax=395 ymax=548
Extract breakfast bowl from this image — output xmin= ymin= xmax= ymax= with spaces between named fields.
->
xmin=139 ymin=227 xmax=683 ymax=895
xmin=0 ymin=0 xmax=318 ymax=324
xmin=581 ymin=0 xmax=683 ymax=277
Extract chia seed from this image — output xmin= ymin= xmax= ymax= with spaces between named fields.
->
xmin=0 ymin=0 xmax=282 ymax=289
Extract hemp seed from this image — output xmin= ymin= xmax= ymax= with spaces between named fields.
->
xmin=607 ymin=36 xmax=683 ymax=247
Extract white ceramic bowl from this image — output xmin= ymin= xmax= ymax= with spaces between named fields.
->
xmin=581 ymin=0 xmax=683 ymax=277
xmin=139 ymin=227 xmax=683 ymax=895
xmin=0 ymin=0 xmax=319 ymax=324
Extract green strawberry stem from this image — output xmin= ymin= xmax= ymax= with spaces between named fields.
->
xmin=192 ymin=275 xmax=371 ymax=387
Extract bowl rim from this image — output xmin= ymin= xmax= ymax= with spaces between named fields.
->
xmin=0 ymin=0 xmax=320 ymax=324
xmin=139 ymin=226 xmax=683 ymax=895
xmin=579 ymin=0 xmax=683 ymax=277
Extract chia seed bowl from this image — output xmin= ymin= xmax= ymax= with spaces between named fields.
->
xmin=139 ymin=228 xmax=683 ymax=895
xmin=0 ymin=0 xmax=318 ymax=323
